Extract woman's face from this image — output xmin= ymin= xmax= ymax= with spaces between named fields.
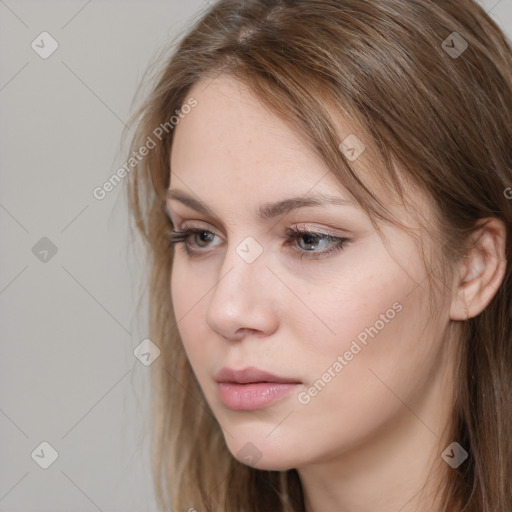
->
xmin=167 ymin=75 xmax=456 ymax=471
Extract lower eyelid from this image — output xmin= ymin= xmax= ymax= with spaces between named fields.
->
xmin=169 ymin=227 xmax=349 ymax=260
xmin=173 ymin=227 xmax=336 ymax=243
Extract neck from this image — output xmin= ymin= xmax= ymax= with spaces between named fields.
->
xmin=298 ymin=328 xmax=459 ymax=512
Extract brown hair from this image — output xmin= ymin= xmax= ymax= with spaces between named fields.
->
xmin=125 ymin=1 xmax=512 ymax=510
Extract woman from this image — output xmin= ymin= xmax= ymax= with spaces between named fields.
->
xmin=125 ymin=0 xmax=512 ymax=510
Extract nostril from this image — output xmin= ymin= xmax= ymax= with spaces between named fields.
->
xmin=233 ymin=328 xmax=259 ymax=339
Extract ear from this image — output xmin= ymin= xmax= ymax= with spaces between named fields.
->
xmin=450 ymin=217 xmax=507 ymax=321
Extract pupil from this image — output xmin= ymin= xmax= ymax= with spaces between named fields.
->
xmin=303 ymin=234 xmax=317 ymax=249
xmin=198 ymin=231 xmax=213 ymax=245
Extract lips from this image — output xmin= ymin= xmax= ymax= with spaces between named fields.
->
xmin=214 ymin=366 xmax=301 ymax=385
xmin=214 ymin=366 xmax=302 ymax=411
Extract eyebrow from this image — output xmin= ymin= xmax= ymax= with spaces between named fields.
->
xmin=166 ymin=189 xmax=354 ymax=221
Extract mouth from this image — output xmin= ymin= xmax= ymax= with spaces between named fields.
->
xmin=214 ymin=366 xmax=302 ymax=411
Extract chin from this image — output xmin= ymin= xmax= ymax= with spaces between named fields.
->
xmin=223 ymin=431 xmax=304 ymax=471
xmin=235 ymin=452 xmax=297 ymax=472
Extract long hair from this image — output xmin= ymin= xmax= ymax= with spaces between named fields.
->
xmin=125 ymin=1 xmax=512 ymax=510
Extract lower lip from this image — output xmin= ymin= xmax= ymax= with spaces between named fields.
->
xmin=217 ymin=382 xmax=300 ymax=411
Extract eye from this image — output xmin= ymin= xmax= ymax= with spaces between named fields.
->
xmin=167 ymin=225 xmax=349 ymax=260
xmin=282 ymin=226 xmax=349 ymax=260
xmin=167 ymin=227 xmax=218 ymax=252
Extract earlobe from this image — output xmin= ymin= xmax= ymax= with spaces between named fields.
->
xmin=449 ymin=218 xmax=507 ymax=322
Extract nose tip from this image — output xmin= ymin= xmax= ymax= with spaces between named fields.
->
xmin=205 ymin=249 xmax=279 ymax=341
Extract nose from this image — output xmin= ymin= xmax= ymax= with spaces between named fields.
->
xmin=205 ymin=240 xmax=279 ymax=341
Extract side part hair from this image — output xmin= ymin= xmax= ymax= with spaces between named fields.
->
xmin=125 ymin=1 xmax=512 ymax=510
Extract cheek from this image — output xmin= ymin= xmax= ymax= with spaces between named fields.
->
xmin=170 ymin=256 xmax=213 ymax=368
xmin=170 ymin=252 xmax=210 ymax=317
xmin=293 ymin=237 xmax=436 ymax=405
xmin=293 ymin=266 xmax=438 ymax=440
xmin=170 ymin=256 xmax=187 ymax=316
xmin=292 ymin=237 xmax=417 ymax=360
xmin=170 ymin=258 xmax=198 ymax=347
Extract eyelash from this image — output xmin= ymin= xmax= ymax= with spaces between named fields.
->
xmin=166 ymin=225 xmax=349 ymax=260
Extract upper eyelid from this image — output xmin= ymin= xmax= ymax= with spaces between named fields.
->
xmin=164 ymin=195 xmax=361 ymax=236
xmin=169 ymin=226 xmax=349 ymax=260
xmin=171 ymin=224 xmax=345 ymax=243
xmin=164 ymin=206 xmax=351 ymax=236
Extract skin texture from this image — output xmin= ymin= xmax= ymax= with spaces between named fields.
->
xmin=166 ymin=75 xmax=507 ymax=512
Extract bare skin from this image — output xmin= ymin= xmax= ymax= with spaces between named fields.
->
xmin=166 ymin=75 xmax=506 ymax=512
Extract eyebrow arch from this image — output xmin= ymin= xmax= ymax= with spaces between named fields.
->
xmin=166 ymin=189 xmax=354 ymax=221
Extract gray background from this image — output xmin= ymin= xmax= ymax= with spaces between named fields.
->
xmin=0 ymin=1 xmax=511 ymax=511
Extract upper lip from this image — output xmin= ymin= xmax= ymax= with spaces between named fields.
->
xmin=215 ymin=366 xmax=301 ymax=384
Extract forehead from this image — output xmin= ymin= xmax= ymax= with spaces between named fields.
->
xmin=169 ymin=74 xmax=434 ymax=231
xmin=170 ymin=75 xmax=356 ymax=197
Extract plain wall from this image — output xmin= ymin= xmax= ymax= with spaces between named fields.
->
xmin=1 ymin=1 xmax=208 ymax=511
xmin=1 ymin=0 xmax=511 ymax=511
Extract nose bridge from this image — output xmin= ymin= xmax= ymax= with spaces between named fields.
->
xmin=213 ymin=234 xmax=267 ymax=304
xmin=206 ymin=234 xmax=276 ymax=338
